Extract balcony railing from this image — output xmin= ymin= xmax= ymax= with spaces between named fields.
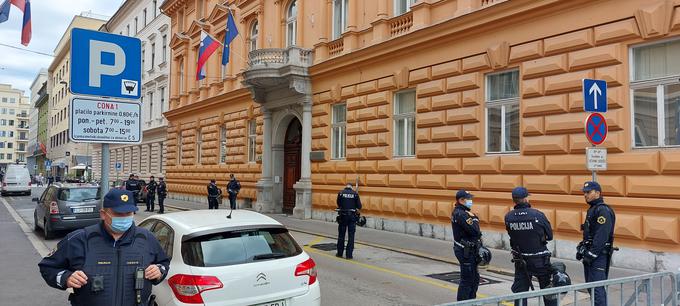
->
xmin=328 ymin=39 xmax=344 ymax=57
xmin=17 ymin=125 xmax=29 ymax=129
xmin=16 ymin=113 xmax=28 ymax=118
xmin=390 ymin=11 xmax=413 ymax=37
xmin=247 ymin=47 xmax=313 ymax=68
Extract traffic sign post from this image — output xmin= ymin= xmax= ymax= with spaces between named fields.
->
xmin=70 ymin=28 xmax=142 ymax=195
xmin=585 ymin=113 xmax=608 ymax=146
xmin=583 ymin=77 xmax=609 ymax=181
xmin=583 ymin=79 xmax=607 ymax=113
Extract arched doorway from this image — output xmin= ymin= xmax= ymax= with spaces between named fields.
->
xmin=283 ymin=118 xmax=302 ymax=214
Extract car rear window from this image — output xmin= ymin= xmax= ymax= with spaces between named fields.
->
xmin=181 ymin=227 xmax=302 ymax=267
xmin=58 ymin=188 xmax=101 ymax=202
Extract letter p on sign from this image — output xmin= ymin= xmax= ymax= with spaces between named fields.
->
xmin=70 ymin=28 xmax=142 ymax=100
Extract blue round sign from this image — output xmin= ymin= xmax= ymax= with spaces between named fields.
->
xmin=585 ymin=113 xmax=608 ymax=145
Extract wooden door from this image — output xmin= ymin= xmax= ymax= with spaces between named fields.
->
xmin=283 ymin=119 xmax=302 ymax=214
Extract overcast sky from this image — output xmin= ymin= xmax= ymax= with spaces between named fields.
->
xmin=0 ymin=0 xmax=124 ymax=97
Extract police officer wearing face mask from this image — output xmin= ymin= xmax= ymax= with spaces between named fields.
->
xmin=38 ymin=189 xmax=170 ymax=306
xmin=451 ymin=190 xmax=481 ymax=301
xmin=577 ymin=181 xmax=616 ymax=306
xmin=504 ymin=187 xmax=555 ymax=306
xmin=336 ymin=182 xmax=362 ymax=260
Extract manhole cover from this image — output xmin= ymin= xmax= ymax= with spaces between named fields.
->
xmin=310 ymin=243 xmax=338 ymax=251
xmin=426 ymin=272 xmax=501 ymax=286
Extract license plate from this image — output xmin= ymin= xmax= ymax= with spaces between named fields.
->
xmin=254 ymin=300 xmax=286 ymax=306
xmin=72 ymin=207 xmax=94 ymax=213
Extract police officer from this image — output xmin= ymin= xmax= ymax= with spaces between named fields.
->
xmin=38 ymin=189 xmax=170 ymax=306
xmin=336 ymin=182 xmax=362 ymax=260
xmin=125 ymin=174 xmax=140 ymax=201
xmin=451 ymin=189 xmax=481 ymax=301
xmin=578 ymin=181 xmax=615 ymax=306
xmin=227 ymin=174 xmax=241 ymax=210
xmin=504 ymin=187 xmax=555 ymax=306
xmin=145 ymin=176 xmax=157 ymax=212
xmin=156 ymin=177 xmax=167 ymax=214
xmin=207 ymin=179 xmax=221 ymax=209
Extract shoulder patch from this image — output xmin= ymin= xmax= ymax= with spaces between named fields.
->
xmin=597 ymin=216 xmax=606 ymax=224
xmin=466 ymin=218 xmax=473 ymax=225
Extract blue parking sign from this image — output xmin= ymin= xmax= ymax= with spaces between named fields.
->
xmin=582 ymin=79 xmax=607 ymax=113
xmin=70 ymin=28 xmax=142 ymax=100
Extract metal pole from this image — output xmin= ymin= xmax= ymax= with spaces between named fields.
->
xmin=101 ymin=143 xmax=110 ymax=195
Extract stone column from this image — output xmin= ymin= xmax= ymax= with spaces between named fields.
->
xmin=293 ymin=95 xmax=313 ymax=219
xmin=255 ymin=107 xmax=274 ymax=213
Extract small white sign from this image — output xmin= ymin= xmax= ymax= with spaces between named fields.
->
xmin=69 ymin=96 xmax=142 ymax=144
xmin=121 ymin=79 xmax=138 ymax=96
xmin=586 ymin=147 xmax=607 ymax=171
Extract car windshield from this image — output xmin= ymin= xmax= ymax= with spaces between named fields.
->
xmin=58 ymin=188 xmax=101 ymax=202
xmin=181 ymin=227 xmax=302 ymax=267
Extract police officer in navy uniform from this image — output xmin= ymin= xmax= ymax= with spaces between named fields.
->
xmin=504 ymin=187 xmax=555 ymax=306
xmin=145 ymin=176 xmax=157 ymax=212
xmin=156 ymin=177 xmax=167 ymax=214
xmin=336 ymin=182 xmax=362 ymax=260
xmin=125 ymin=174 xmax=141 ymax=202
xmin=38 ymin=189 xmax=170 ymax=306
xmin=451 ymin=189 xmax=481 ymax=301
xmin=227 ymin=174 xmax=241 ymax=210
xmin=207 ymin=179 xmax=221 ymax=209
xmin=578 ymin=181 xmax=616 ymax=306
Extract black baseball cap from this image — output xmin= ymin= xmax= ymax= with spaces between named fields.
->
xmin=456 ymin=190 xmax=474 ymax=200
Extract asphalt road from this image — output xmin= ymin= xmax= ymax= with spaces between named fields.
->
xmin=1 ymin=186 xmax=519 ymax=306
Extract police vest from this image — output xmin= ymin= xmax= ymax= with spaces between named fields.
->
xmin=70 ymin=226 xmax=154 ymax=306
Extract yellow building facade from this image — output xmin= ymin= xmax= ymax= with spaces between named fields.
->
xmin=161 ymin=0 xmax=680 ymax=269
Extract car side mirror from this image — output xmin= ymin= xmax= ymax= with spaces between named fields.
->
xmin=32 ymin=197 xmax=39 ymax=202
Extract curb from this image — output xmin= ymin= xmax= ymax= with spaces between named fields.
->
xmin=164 ymin=203 xmax=515 ymax=276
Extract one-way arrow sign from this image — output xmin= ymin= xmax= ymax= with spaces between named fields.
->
xmin=583 ymin=79 xmax=607 ymax=113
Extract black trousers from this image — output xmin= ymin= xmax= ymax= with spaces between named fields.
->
xmin=584 ymin=254 xmax=609 ymax=306
xmin=157 ymin=196 xmax=165 ymax=213
xmin=208 ymin=197 xmax=219 ymax=209
xmin=146 ymin=193 xmax=155 ymax=211
xmin=336 ymin=214 xmax=357 ymax=258
xmin=454 ymin=245 xmax=480 ymax=301
xmin=512 ymin=255 xmax=556 ymax=306
xmin=229 ymin=193 xmax=237 ymax=209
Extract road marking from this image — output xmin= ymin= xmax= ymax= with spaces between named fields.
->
xmin=1 ymin=197 xmax=51 ymax=257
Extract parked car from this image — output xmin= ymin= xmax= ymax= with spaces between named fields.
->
xmin=139 ymin=210 xmax=321 ymax=306
xmin=1 ymin=165 xmax=31 ymax=196
xmin=33 ymin=183 xmax=102 ymax=239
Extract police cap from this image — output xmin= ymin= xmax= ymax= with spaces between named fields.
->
xmin=455 ymin=189 xmax=474 ymax=200
xmin=582 ymin=181 xmax=602 ymax=193
xmin=511 ymin=187 xmax=530 ymax=199
xmin=103 ymin=189 xmax=138 ymax=213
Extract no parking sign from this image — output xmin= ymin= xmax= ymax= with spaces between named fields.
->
xmin=585 ymin=113 xmax=607 ymax=146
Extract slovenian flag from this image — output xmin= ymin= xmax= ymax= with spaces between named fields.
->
xmin=0 ymin=0 xmax=31 ymax=46
xmin=196 ymin=30 xmax=221 ymax=80
xmin=221 ymin=9 xmax=239 ymax=66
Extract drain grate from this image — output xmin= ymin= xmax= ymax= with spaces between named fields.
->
xmin=426 ymin=272 xmax=501 ymax=286
xmin=310 ymin=243 xmax=338 ymax=251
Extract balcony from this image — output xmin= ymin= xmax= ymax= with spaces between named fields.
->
xmin=16 ymin=113 xmax=28 ymax=118
xmin=242 ymin=47 xmax=313 ymax=102
xmin=16 ymin=147 xmax=27 ymax=153
xmin=17 ymin=124 xmax=29 ymax=130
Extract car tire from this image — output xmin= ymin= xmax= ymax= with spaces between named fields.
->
xmin=43 ymin=219 xmax=53 ymax=240
xmin=33 ymin=211 xmax=40 ymax=231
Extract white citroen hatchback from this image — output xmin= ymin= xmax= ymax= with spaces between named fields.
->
xmin=139 ymin=210 xmax=320 ymax=306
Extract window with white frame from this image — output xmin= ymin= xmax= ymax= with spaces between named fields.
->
xmin=151 ymin=43 xmax=156 ymax=68
xmin=331 ymin=103 xmax=346 ymax=159
xmin=394 ymin=90 xmax=416 ymax=157
xmin=248 ymin=120 xmax=257 ymax=162
xmin=249 ymin=21 xmax=259 ymax=52
xmin=394 ymin=0 xmax=417 ymax=15
xmin=160 ymin=87 xmax=165 ymax=113
xmin=332 ymin=0 xmax=348 ymax=40
xmin=196 ymin=129 xmax=202 ymax=164
xmin=162 ymin=35 xmax=167 ymax=63
xmin=486 ymin=69 xmax=520 ymax=153
xmin=220 ymin=126 xmax=227 ymax=163
xmin=179 ymin=59 xmax=185 ymax=92
xmin=631 ymin=39 xmax=680 ymax=148
xmin=148 ymin=92 xmax=154 ymax=121
xmin=286 ymin=1 xmax=297 ymax=47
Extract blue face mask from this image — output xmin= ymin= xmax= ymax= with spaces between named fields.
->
xmin=464 ymin=199 xmax=473 ymax=209
xmin=106 ymin=212 xmax=134 ymax=233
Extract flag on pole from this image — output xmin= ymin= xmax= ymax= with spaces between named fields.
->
xmin=0 ymin=0 xmax=10 ymax=23
xmin=196 ymin=30 xmax=221 ymax=80
xmin=221 ymin=9 xmax=239 ymax=66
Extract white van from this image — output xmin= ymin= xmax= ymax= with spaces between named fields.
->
xmin=1 ymin=165 xmax=31 ymax=196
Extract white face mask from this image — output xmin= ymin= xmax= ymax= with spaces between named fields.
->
xmin=464 ymin=199 xmax=473 ymax=209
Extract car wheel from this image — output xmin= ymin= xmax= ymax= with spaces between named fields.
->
xmin=33 ymin=211 xmax=40 ymax=231
xmin=43 ymin=219 xmax=53 ymax=240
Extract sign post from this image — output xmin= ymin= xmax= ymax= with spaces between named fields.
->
xmin=70 ymin=28 xmax=141 ymax=195
xmin=583 ymin=79 xmax=609 ymax=182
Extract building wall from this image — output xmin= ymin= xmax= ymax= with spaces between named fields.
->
xmin=28 ymin=70 xmax=47 ymax=173
xmin=161 ymin=0 xmax=680 ymax=258
xmin=92 ymin=0 xmax=171 ymax=182
xmin=0 ymin=84 xmax=29 ymax=169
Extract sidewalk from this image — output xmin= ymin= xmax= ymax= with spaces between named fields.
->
xmin=162 ymin=198 xmax=646 ymax=283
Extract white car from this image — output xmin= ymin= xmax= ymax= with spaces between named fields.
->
xmin=139 ymin=210 xmax=321 ymax=306
xmin=1 ymin=165 xmax=31 ymax=196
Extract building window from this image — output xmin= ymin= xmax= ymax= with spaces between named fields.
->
xmin=394 ymin=90 xmax=416 ymax=157
xmin=249 ymin=21 xmax=258 ymax=52
xmin=286 ymin=0 xmax=297 ymax=47
xmin=126 ymin=24 xmax=130 ymax=36
xmin=220 ymin=126 xmax=227 ymax=163
xmin=142 ymin=48 xmax=146 ymax=71
xmin=179 ymin=59 xmax=185 ymax=93
xmin=631 ymin=39 xmax=680 ymax=147
xmin=143 ymin=9 xmax=147 ymax=26
xmin=8 ymin=108 xmax=14 ymax=115
xmin=333 ymin=0 xmax=348 ymax=40
xmin=248 ymin=120 xmax=257 ymax=162
xmin=177 ymin=133 xmax=182 ymax=164
xmin=162 ymin=35 xmax=167 ymax=63
xmin=486 ymin=70 xmax=520 ymax=153
xmin=159 ymin=142 xmax=164 ymax=172
xmin=134 ymin=17 xmax=138 ymax=34
xmin=151 ymin=43 xmax=155 ymax=68
xmin=153 ymin=0 xmax=157 ymax=18
xmin=331 ymin=103 xmax=346 ymax=159
xmin=160 ymin=87 xmax=165 ymax=113
xmin=149 ymin=92 xmax=154 ymax=121
xmin=197 ymin=0 xmax=204 ymax=19
xmin=196 ymin=129 xmax=202 ymax=164
xmin=147 ymin=145 xmax=152 ymax=173
xmin=394 ymin=0 xmax=417 ymax=15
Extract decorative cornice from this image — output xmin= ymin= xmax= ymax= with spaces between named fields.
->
xmin=164 ymin=88 xmax=251 ymax=119
xmin=634 ymin=0 xmax=674 ymax=39
xmin=170 ymin=33 xmax=190 ymax=49
xmin=187 ymin=20 xmax=210 ymax=38
xmin=160 ymin=0 xmax=187 ymax=16
xmin=486 ymin=41 xmax=510 ymax=70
